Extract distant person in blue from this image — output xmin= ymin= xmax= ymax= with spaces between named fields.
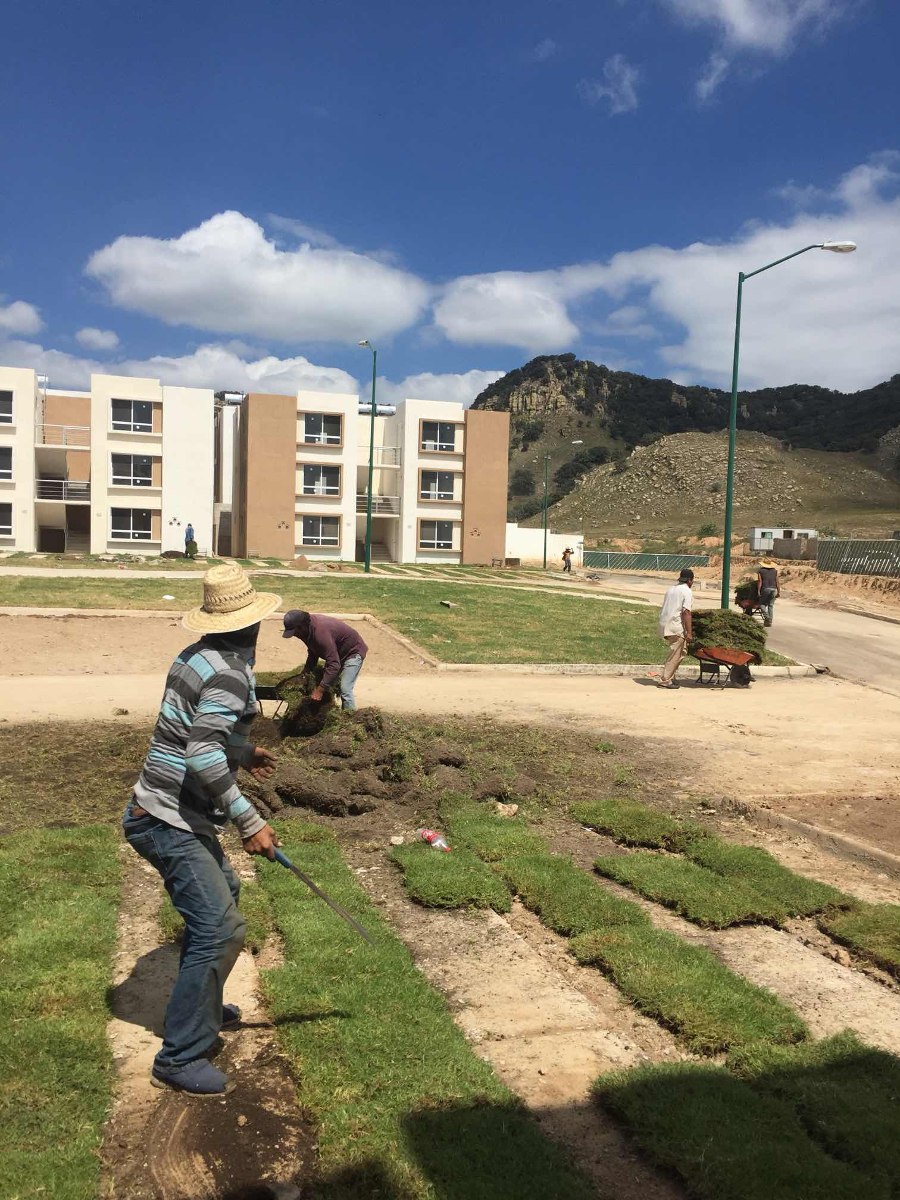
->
xmin=184 ymin=521 xmax=197 ymax=560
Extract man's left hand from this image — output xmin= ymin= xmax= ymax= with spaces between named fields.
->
xmin=248 ymin=746 xmax=278 ymax=780
xmin=309 ymin=685 xmax=325 ymax=702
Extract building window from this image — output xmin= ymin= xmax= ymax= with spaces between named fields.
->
xmin=301 ymin=515 xmax=340 ymax=546
xmin=111 ymin=398 xmax=153 ymax=433
xmin=420 ymin=469 xmax=455 ymax=501
xmin=0 ymin=446 xmax=10 ymax=480
xmin=761 ymin=531 xmax=773 ymax=539
xmin=111 ymin=507 xmax=153 ymax=540
xmin=0 ymin=391 xmax=12 ymax=424
xmin=420 ymin=519 xmax=454 ymax=550
xmin=0 ymin=503 xmax=11 ymax=535
xmin=111 ymin=453 xmax=153 ymax=487
xmin=303 ymin=413 xmax=342 ymax=445
xmin=420 ymin=421 xmax=457 ymax=452
xmin=302 ymin=464 xmax=340 ymax=495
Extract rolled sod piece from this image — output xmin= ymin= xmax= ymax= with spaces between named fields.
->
xmin=391 ymin=843 xmax=512 ymax=912
xmin=593 ymin=1059 xmax=881 ymax=1200
xmin=594 ymin=851 xmax=789 ymax=928
xmin=571 ymin=925 xmax=807 ymax=1052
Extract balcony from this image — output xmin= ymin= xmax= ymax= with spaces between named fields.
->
xmin=35 ymin=479 xmax=91 ymax=502
xmin=359 ymin=445 xmax=401 ymax=467
xmin=356 ymin=492 xmax=400 ymax=515
xmin=36 ymin=423 xmax=91 ymax=448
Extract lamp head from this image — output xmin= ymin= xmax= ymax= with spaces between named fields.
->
xmin=358 ymin=339 xmax=371 ymax=348
xmin=820 ymin=241 xmax=857 ymax=253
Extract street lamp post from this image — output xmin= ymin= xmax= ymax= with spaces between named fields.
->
xmin=358 ymin=340 xmax=377 ymax=573
xmin=542 ymin=453 xmax=551 ymax=569
xmin=720 ymin=240 xmax=856 ymax=609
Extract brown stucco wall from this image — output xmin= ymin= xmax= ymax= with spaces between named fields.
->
xmin=151 ymin=511 xmax=162 ymax=542
xmin=461 ymin=409 xmax=510 ymax=564
xmin=66 ymin=450 xmax=91 ymax=482
xmin=239 ymin=394 xmax=296 ymax=558
xmin=151 ymin=458 xmax=162 ymax=487
xmin=44 ymin=393 xmax=91 ymax=428
xmin=152 ymin=403 xmax=163 ymax=434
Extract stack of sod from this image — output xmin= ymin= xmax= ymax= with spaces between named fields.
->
xmin=689 ymin=608 xmax=767 ymax=658
xmin=735 ymin=575 xmax=759 ymax=606
xmin=275 ymin=668 xmax=337 ymax=737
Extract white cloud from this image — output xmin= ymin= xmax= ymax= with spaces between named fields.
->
xmin=75 ymin=326 xmax=119 ymax=351
xmin=434 ymin=272 xmax=579 ymax=352
xmin=85 ymin=211 xmax=431 ymax=344
xmin=0 ymin=299 xmax=42 ymax=336
xmin=660 ymin=0 xmax=853 ymax=98
xmin=577 ymin=54 xmax=640 ymax=114
xmin=530 ymin=38 xmax=559 ymax=62
xmin=0 ymin=337 xmax=359 ymax=396
xmin=265 ymin=214 xmax=341 ymax=248
xmin=375 ymin=369 xmax=505 ymax=408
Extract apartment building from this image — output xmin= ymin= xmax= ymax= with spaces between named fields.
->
xmin=230 ymin=391 xmax=510 ymax=564
xmin=0 ymin=366 xmax=214 ymax=555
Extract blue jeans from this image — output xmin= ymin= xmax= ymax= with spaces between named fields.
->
xmin=122 ymin=804 xmax=245 ymax=1071
xmin=759 ymin=588 xmax=777 ymax=625
xmin=338 ymin=654 xmax=364 ymax=711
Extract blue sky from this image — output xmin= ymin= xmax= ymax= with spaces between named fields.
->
xmin=1 ymin=0 xmax=898 ymax=403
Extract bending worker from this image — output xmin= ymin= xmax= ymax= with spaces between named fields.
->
xmin=656 ymin=567 xmax=694 ymax=689
xmin=122 ymin=563 xmax=282 ymax=1096
xmin=282 ymin=609 xmax=368 ymax=712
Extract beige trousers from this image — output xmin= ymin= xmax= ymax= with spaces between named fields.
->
xmin=661 ymin=634 xmax=687 ymax=683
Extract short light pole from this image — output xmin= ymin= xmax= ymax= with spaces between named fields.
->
xmin=542 ymin=453 xmax=551 ymax=569
xmin=357 ymin=340 xmax=377 ymax=573
xmin=720 ymin=240 xmax=856 ymax=608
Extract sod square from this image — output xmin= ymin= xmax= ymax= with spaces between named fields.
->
xmin=571 ymin=798 xmax=704 ymax=849
xmin=819 ymin=903 xmax=900 ymax=978
xmin=594 ymin=851 xmax=789 ymax=928
xmin=443 ymin=804 xmax=547 ymax=862
xmin=391 ymin=844 xmax=512 ymax=912
xmin=498 ymin=853 xmax=650 ymax=937
xmin=571 ymin=926 xmax=808 ymax=1052
xmin=686 ymin=837 xmax=849 ymax=916
xmin=593 ymin=1060 xmax=881 ymax=1200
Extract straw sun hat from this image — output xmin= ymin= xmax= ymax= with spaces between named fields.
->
xmin=183 ymin=562 xmax=281 ymax=634
xmin=759 ymin=558 xmax=777 ymax=568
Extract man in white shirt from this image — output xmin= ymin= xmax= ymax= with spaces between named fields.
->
xmin=656 ymin=569 xmax=694 ymax=689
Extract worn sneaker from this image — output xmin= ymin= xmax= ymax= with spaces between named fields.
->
xmin=221 ymin=1003 xmax=242 ymax=1030
xmin=151 ymin=1058 xmax=235 ymax=1095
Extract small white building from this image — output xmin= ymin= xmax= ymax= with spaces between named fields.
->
xmin=505 ymin=522 xmax=583 ymax=566
xmin=748 ymin=526 xmax=817 ymax=552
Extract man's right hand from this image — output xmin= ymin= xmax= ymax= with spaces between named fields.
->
xmin=242 ymin=823 xmax=281 ymax=859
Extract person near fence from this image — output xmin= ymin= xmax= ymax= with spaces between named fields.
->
xmin=562 ymin=547 xmax=573 ymax=573
xmin=656 ymin=568 xmax=694 ymax=689
xmin=756 ymin=558 xmax=780 ymax=627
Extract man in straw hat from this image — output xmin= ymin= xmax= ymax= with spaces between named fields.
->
xmin=122 ymin=563 xmax=282 ymax=1095
xmin=756 ymin=558 xmax=781 ymax=627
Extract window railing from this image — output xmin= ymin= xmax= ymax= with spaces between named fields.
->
xmin=420 ymin=488 xmax=455 ymax=501
xmin=111 ymin=472 xmax=153 ymax=488
xmin=35 ymin=479 xmax=91 ymax=501
xmin=111 ymin=419 xmax=154 ymax=433
xmin=301 ymin=482 xmax=340 ymax=495
xmin=419 ymin=535 xmax=454 ymax=550
xmin=111 ymin=527 xmax=152 ymax=541
xmin=35 ymin=423 xmax=91 ymax=447
xmin=356 ymin=493 xmax=400 ymax=515
xmin=359 ymin=445 xmax=401 ymax=466
xmin=420 ymin=439 xmax=455 ymax=453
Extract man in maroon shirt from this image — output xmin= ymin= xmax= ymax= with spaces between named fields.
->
xmin=282 ymin=610 xmax=368 ymax=712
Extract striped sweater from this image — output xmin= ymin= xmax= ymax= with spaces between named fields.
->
xmin=133 ymin=636 xmax=265 ymax=840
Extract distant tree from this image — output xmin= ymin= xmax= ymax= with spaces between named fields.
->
xmin=509 ymin=467 xmax=535 ymax=497
xmin=697 ymin=522 xmax=718 ymax=538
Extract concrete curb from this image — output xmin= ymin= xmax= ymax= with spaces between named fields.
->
xmin=433 ymin=661 xmax=817 ymax=678
xmin=725 ymin=796 xmax=900 ymax=881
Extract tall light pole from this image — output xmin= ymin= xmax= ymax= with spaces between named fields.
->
xmin=358 ymin=340 xmax=377 ymax=573
xmin=542 ymin=453 xmax=551 ymax=569
xmin=720 ymin=240 xmax=856 ymax=609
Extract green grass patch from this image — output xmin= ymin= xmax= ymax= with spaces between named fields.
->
xmin=819 ymin=902 xmax=900 ymax=978
xmin=443 ymin=802 xmax=547 ymax=862
xmin=686 ymin=837 xmax=849 ymax=916
xmin=258 ymin=823 xmax=594 ymax=1198
xmin=498 ymin=852 xmax=650 ymax=936
xmin=391 ymin=843 xmax=512 ymax=912
xmin=159 ymin=877 xmax=275 ymax=954
xmin=571 ymin=797 xmax=704 ymax=848
xmin=0 ymin=826 xmax=121 ymax=1200
xmin=571 ymin=926 xmax=807 ymax=1052
xmin=594 ymin=851 xmax=789 ymax=928
xmin=728 ymin=1031 xmax=900 ymax=1194
xmin=593 ymin=1059 xmax=878 ymax=1200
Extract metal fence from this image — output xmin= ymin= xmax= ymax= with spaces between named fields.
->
xmin=582 ymin=551 xmax=710 ymax=572
xmin=816 ymin=539 xmax=900 ymax=578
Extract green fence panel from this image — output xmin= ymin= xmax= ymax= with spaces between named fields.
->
xmin=582 ymin=552 xmax=710 ymax=572
xmin=816 ymin=539 xmax=900 ymax=578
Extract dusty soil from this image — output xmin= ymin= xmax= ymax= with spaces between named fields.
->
xmin=101 ymin=846 xmax=314 ymax=1200
xmin=0 ymin=612 xmax=430 ymax=677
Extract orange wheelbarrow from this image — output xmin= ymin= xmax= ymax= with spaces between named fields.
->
xmin=692 ymin=645 xmax=761 ymax=687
